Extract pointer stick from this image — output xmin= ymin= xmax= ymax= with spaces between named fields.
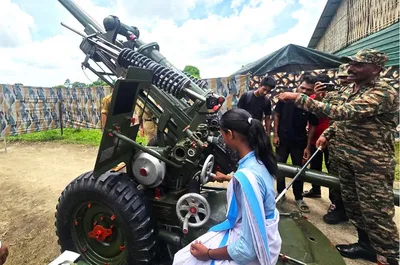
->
xmin=275 ymin=146 xmax=322 ymax=203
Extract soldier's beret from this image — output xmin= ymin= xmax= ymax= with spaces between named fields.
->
xmin=341 ymin=49 xmax=389 ymax=68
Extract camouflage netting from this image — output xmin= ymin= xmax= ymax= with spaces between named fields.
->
xmin=1 ymin=66 xmax=398 ymax=137
xmin=0 ymin=85 xmax=111 ymax=137
xmin=203 ymin=66 xmax=399 ymax=111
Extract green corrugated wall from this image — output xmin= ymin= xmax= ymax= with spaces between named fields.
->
xmin=334 ymin=22 xmax=399 ymax=66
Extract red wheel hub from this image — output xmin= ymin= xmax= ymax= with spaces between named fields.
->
xmin=190 ymin=207 xmax=197 ymax=214
xmin=88 ymin=225 xmax=113 ymax=242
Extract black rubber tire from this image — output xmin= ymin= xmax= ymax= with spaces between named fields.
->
xmin=55 ymin=171 xmax=157 ymax=265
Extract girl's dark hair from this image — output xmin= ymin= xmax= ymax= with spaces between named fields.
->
xmin=219 ymin=108 xmax=277 ymax=176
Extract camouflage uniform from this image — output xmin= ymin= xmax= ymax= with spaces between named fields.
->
xmin=293 ymin=50 xmax=399 ymax=263
xmin=323 ymin=64 xmax=349 ymax=210
xmin=321 ymin=89 xmax=343 ymax=204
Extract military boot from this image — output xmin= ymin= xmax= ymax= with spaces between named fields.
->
xmin=323 ymin=204 xmax=349 ymax=224
xmin=336 ymin=228 xmax=377 ymax=263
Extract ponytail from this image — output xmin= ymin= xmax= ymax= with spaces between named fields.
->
xmin=219 ymin=108 xmax=277 ymax=176
xmin=247 ymin=118 xmax=277 ymax=176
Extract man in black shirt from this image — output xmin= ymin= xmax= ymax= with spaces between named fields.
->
xmin=237 ymin=76 xmax=275 ymax=135
xmin=274 ymin=75 xmax=318 ymax=212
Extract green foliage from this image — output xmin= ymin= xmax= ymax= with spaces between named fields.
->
xmin=89 ymin=78 xmax=108 ymax=87
xmin=58 ymin=78 xmax=109 ymax=89
xmin=71 ymin=81 xmax=87 ymax=88
xmin=183 ymin=65 xmax=201 ymax=79
xmin=7 ymin=128 xmax=147 ymax=147
xmin=64 ymin=79 xmax=71 ymax=88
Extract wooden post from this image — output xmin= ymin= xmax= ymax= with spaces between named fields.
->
xmin=3 ymin=135 xmax=6 ymax=153
xmin=99 ymin=97 xmax=102 ymax=129
xmin=59 ymin=101 xmax=64 ymax=136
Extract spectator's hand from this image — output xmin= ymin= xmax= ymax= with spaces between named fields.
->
xmin=316 ymin=136 xmax=328 ymax=150
xmin=278 ymin=92 xmax=299 ymax=102
xmin=0 ymin=244 xmax=9 ymax=265
xmin=273 ymin=136 xmax=280 ymax=147
xmin=190 ymin=240 xmax=209 ymax=261
xmin=314 ymin=82 xmax=327 ymax=99
xmin=303 ymin=148 xmax=311 ymax=161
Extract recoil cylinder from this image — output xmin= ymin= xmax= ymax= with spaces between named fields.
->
xmin=118 ymin=48 xmax=191 ymax=99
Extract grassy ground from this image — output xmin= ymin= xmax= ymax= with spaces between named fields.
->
xmin=6 ymin=128 xmax=147 ymax=146
xmin=5 ymin=129 xmax=398 ymax=180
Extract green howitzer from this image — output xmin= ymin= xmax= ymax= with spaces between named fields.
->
xmin=51 ymin=1 xmax=389 ymax=265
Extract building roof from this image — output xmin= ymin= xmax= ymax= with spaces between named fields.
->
xmin=307 ymin=0 xmax=342 ymax=49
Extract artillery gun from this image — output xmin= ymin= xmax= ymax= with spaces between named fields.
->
xmin=53 ymin=1 xmax=399 ymax=264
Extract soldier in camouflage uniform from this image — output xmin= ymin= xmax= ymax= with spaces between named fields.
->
xmin=278 ymin=49 xmax=399 ymax=265
xmin=321 ymin=64 xmax=350 ymax=225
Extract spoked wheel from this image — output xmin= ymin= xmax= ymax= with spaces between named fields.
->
xmin=55 ymin=171 xmax=157 ymax=265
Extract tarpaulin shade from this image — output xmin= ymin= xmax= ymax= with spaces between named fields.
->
xmin=231 ymin=44 xmax=343 ymax=76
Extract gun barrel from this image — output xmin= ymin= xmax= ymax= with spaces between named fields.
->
xmin=58 ymin=0 xmax=105 ymax=34
xmin=278 ymin=163 xmax=400 ymax=206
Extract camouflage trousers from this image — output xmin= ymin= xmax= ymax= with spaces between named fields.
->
xmin=337 ymin=155 xmax=399 ymax=260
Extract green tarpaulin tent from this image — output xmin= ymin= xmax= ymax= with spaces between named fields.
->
xmin=231 ymin=44 xmax=343 ymax=76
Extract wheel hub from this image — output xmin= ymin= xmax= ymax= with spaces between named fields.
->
xmin=72 ymin=202 xmax=126 ymax=263
xmin=88 ymin=225 xmax=113 ymax=242
xmin=189 ymin=206 xmax=197 ymax=214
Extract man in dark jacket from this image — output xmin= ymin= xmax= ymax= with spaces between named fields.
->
xmin=237 ymin=76 xmax=275 ymax=136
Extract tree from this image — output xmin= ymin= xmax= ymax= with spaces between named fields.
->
xmin=89 ymin=78 xmax=108 ymax=87
xmin=64 ymin=79 xmax=71 ymax=88
xmin=183 ymin=65 xmax=201 ymax=79
xmin=71 ymin=81 xmax=87 ymax=88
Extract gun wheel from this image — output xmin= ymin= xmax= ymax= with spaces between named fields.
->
xmin=55 ymin=171 xmax=157 ymax=265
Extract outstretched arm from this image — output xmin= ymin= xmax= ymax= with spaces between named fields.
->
xmin=278 ymin=86 xmax=398 ymax=121
xmin=293 ymin=87 xmax=398 ymax=121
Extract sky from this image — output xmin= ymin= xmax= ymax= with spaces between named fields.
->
xmin=0 ymin=0 xmax=327 ymax=87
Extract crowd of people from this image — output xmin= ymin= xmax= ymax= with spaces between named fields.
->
xmin=1 ymin=49 xmax=397 ymax=265
xmin=174 ymin=49 xmax=399 ymax=265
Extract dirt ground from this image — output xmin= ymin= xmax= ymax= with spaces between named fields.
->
xmin=0 ymin=142 xmax=398 ymax=265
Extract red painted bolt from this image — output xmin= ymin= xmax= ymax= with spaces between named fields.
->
xmin=87 ymin=203 xmax=92 ymax=208
xmin=110 ymin=214 xmax=116 ymax=221
xmin=120 ymin=246 xmax=125 ymax=251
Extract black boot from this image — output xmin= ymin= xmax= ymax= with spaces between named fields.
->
xmin=335 ymin=228 xmax=377 ymax=262
xmin=302 ymin=188 xmax=321 ymax=198
xmin=323 ymin=204 xmax=349 ymax=224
